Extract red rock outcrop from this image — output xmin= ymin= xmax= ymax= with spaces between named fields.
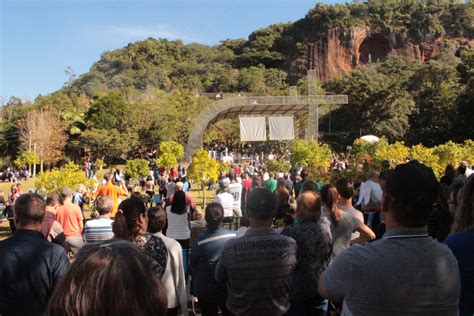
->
xmin=303 ymin=26 xmax=473 ymax=81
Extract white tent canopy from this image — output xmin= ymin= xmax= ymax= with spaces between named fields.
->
xmin=359 ymin=135 xmax=380 ymax=143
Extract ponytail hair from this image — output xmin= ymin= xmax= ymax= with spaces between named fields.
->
xmin=113 ymin=198 xmax=147 ymax=241
xmin=321 ymin=184 xmax=342 ymax=225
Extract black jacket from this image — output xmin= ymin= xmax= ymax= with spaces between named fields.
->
xmin=0 ymin=229 xmax=70 ymax=316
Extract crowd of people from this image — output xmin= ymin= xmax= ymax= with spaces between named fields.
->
xmin=0 ymin=158 xmax=473 ymax=316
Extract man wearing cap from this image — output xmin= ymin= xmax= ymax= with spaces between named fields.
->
xmin=319 ymin=161 xmax=460 ymax=315
xmin=213 ymin=182 xmax=234 ymax=223
xmin=56 ymin=187 xmax=84 ymax=254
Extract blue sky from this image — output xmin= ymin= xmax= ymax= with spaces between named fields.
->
xmin=1 ymin=0 xmax=344 ymax=101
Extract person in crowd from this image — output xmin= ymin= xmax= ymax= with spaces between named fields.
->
xmin=321 ymin=184 xmax=375 ymax=258
xmin=301 ymin=180 xmax=318 ymax=194
xmin=235 ymin=216 xmax=250 ymax=237
xmin=284 ymin=173 xmax=294 ymax=197
xmin=264 ymin=172 xmax=278 ymax=193
xmin=72 ymin=184 xmax=89 ymax=214
xmin=167 ymin=178 xmax=177 ymax=198
xmin=166 ymin=190 xmax=191 ymax=250
xmin=145 ymin=176 xmax=155 ymax=201
xmin=356 ymin=170 xmax=383 ymax=229
xmin=227 ymin=173 xmax=243 ymax=218
xmin=191 ymin=203 xmax=236 ymax=316
xmin=216 ymin=188 xmax=297 ymax=316
xmin=242 ymin=172 xmax=252 ymax=193
xmin=148 ymin=206 xmax=187 ymax=316
xmin=427 ymin=188 xmax=452 ymax=242
xmin=181 ymin=177 xmax=191 ymax=192
xmin=113 ymin=198 xmax=168 ymax=279
xmin=40 ymin=193 xmax=66 ymax=247
xmin=248 ymin=175 xmax=262 ymax=196
xmin=294 ymin=168 xmax=309 ymax=198
xmin=441 ymin=164 xmax=456 ymax=187
xmin=56 ymin=187 xmax=85 ymax=255
xmin=445 ymin=174 xmax=474 ymax=316
xmin=336 ymin=178 xmax=365 ymax=241
xmin=84 ymin=196 xmax=114 ymax=243
xmin=319 ymin=160 xmax=461 ymax=315
xmin=48 ymin=239 xmax=167 ymax=316
xmin=8 ymin=185 xmax=20 ymax=205
xmin=158 ymin=171 xmax=168 ymax=200
xmin=213 ymin=182 xmax=235 ymax=223
xmin=274 ymin=177 xmax=290 ymax=221
xmin=93 ymin=172 xmax=128 ymax=218
xmin=246 ymin=162 xmax=255 ymax=177
xmin=0 ymin=194 xmax=70 ymax=315
xmin=169 ymin=181 xmax=197 ymax=219
xmin=448 ymin=182 xmax=464 ymax=215
xmin=282 ymin=191 xmax=332 ymax=315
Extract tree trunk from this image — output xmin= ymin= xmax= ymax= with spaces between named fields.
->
xmin=202 ymin=183 xmax=206 ymax=209
xmin=33 ymin=163 xmax=36 ymax=177
xmin=40 ymin=160 xmax=44 ymax=173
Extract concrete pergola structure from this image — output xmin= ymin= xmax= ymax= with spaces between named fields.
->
xmin=183 ymin=71 xmax=348 ymax=162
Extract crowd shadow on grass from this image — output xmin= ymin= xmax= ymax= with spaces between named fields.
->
xmin=0 ymin=223 xmax=12 ymax=240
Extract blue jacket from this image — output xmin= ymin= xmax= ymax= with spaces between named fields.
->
xmin=0 ymin=229 xmax=70 ymax=316
xmin=190 ymin=227 xmax=236 ymax=301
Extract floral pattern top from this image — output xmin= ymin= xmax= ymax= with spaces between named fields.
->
xmin=282 ymin=221 xmax=332 ymax=300
xmin=133 ymin=233 xmax=168 ymax=279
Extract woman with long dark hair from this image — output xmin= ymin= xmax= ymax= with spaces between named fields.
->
xmin=48 ymin=240 xmax=168 ymax=316
xmin=113 ymin=198 xmax=168 ymax=278
xmin=274 ymin=177 xmax=290 ymax=221
xmin=166 ymin=190 xmax=191 ymax=249
xmin=190 ymin=203 xmax=236 ymax=316
xmin=320 ymin=184 xmax=375 ymax=259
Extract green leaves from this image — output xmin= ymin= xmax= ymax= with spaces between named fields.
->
xmin=188 ymin=149 xmax=219 ymax=185
xmin=36 ymin=162 xmax=92 ymax=194
xmin=156 ymin=141 xmax=184 ymax=170
xmin=125 ymin=159 xmax=150 ymax=181
xmin=290 ymin=140 xmax=332 ymax=177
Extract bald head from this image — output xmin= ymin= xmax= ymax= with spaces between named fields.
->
xmin=296 ymin=191 xmax=322 ymax=222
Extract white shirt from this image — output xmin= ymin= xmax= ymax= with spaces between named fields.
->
xmin=214 ymin=192 xmax=234 ymax=217
xmin=356 ymin=180 xmax=382 ymax=206
xmin=166 ymin=206 xmax=191 ymax=240
xmin=228 ymin=182 xmax=243 ymax=209
xmin=154 ymin=232 xmax=188 ymax=314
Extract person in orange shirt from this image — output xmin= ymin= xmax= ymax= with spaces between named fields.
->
xmin=93 ymin=173 xmax=129 ymax=218
xmin=56 ymin=187 xmax=84 ymax=255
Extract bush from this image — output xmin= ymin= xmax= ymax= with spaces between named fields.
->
xmin=125 ymin=159 xmax=149 ymax=181
xmin=265 ymin=160 xmax=291 ymax=174
xmin=36 ymin=162 xmax=93 ymax=194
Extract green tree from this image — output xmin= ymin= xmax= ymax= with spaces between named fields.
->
xmin=36 ymin=162 xmax=92 ymax=194
xmin=14 ymin=151 xmax=40 ymax=176
xmin=156 ymin=141 xmax=184 ymax=169
xmin=290 ymin=140 xmax=332 ymax=178
xmin=187 ymin=149 xmax=219 ymax=208
xmin=125 ymin=159 xmax=150 ymax=182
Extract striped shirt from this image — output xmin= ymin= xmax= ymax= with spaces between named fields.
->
xmin=215 ymin=227 xmax=297 ymax=316
xmin=84 ymin=216 xmax=114 ymax=243
xmin=165 ymin=206 xmax=190 ymax=240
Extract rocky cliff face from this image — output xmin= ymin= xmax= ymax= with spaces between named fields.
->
xmin=300 ymin=26 xmax=473 ymax=82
